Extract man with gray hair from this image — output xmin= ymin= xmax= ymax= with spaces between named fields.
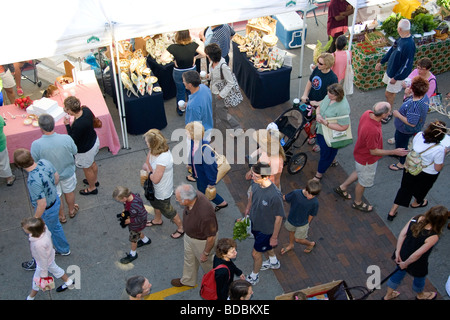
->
xmin=334 ymin=102 xmax=409 ymax=212
xmin=171 ymin=183 xmax=218 ymax=287
xmin=31 ymin=113 xmax=78 ymax=223
xmin=375 ymin=18 xmax=416 ymax=123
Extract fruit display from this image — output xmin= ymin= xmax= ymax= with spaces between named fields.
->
xmin=14 ymin=96 xmax=33 ymax=109
xmin=356 ymin=42 xmax=377 ymax=55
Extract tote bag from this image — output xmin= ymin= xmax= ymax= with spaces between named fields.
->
xmin=215 ymin=63 xmax=244 ymax=108
xmin=202 ymin=144 xmax=231 ymax=184
xmin=343 ymin=50 xmax=354 ymax=96
xmin=322 ymin=115 xmax=353 ymax=148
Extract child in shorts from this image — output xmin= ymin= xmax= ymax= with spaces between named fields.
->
xmin=21 ymin=217 xmax=74 ymax=300
xmin=113 ymin=186 xmax=151 ymax=264
xmin=281 ymin=179 xmax=321 ymax=255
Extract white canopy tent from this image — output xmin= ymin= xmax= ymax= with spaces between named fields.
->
xmin=2 ymin=0 xmax=310 ymax=149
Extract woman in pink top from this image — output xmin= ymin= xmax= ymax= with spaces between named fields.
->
xmin=403 ymin=58 xmax=436 ymax=99
xmin=331 ymin=35 xmax=351 ymax=83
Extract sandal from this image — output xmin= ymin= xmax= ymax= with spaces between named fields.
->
xmin=186 ymin=175 xmax=196 ymax=182
xmin=215 ymin=203 xmax=228 ymax=212
xmin=17 ymin=87 xmax=24 ymax=96
xmin=382 ymin=290 xmax=400 ymax=300
xmin=304 ymin=242 xmax=315 ymax=253
xmin=330 ymin=161 xmax=339 ymax=167
xmin=334 ymin=186 xmax=352 ymax=200
xmin=147 ymin=219 xmax=163 ymax=227
xmin=171 ymin=230 xmax=185 ymax=239
xmin=313 ymin=174 xmax=322 ymax=181
xmin=79 ymin=188 xmax=98 ymax=195
xmin=415 ymin=292 xmax=437 ymax=300
xmin=83 ymin=178 xmax=99 ymax=187
xmin=389 ymin=163 xmax=403 ymax=171
xmin=387 ymin=137 xmax=395 ymax=145
xmin=281 ymin=246 xmax=293 ymax=255
xmin=410 ymin=199 xmax=428 ymax=208
xmin=351 ymin=201 xmax=373 ymax=212
xmin=59 ymin=216 xmax=67 ymax=224
xmin=381 ymin=113 xmax=393 ymax=124
xmin=69 ymin=204 xmax=79 ymax=218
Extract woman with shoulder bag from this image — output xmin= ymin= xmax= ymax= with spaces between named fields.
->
xmin=204 ymin=43 xmax=243 ymax=135
xmin=185 ymin=121 xmax=228 ymax=212
xmin=387 ymin=121 xmax=447 ymax=221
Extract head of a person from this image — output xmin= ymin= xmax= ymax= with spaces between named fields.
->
xmin=182 ymin=70 xmax=201 ymax=89
xmin=21 ymin=217 xmax=45 ymax=238
xmin=215 ymin=238 xmax=238 ymax=260
xmin=317 ymin=53 xmax=334 ymax=70
xmin=335 ymin=35 xmax=348 ymax=51
xmin=417 ymin=57 xmax=432 ymax=72
xmin=305 ymin=179 xmax=322 ymax=198
xmin=13 ymin=148 xmax=34 ymax=169
xmin=175 ymin=183 xmax=198 ymax=206
xmin=112 ymin=186 xmax=131 ymax=203
xmin=410 ymin=76 xmax=429 ymax=98
xmin=205 ymin=43 xmax=222 ymax=63
xmin=64 ymin=96 xmax=82 ymax=115
xmin=412 ymin=205 xmax=449 ymax=237
xmin=229 ymin=279 xmax=253 ymax=300
xmin=422 ymin=120 xmax=447 ymax=144
xmin=144 ymin=129 xmax=169 ymax=156
xmin=327 ymin=83 xmax=345 ymax=102
xmin=175 ymin=30 xmax=192 ymax=45
xmin=397 ymin=19 xmax=411 ymax=36
xmin=38 ymin=113 xmax=55 ymax=133
xmin=43 ymin=84 xmax=59 ymax=98
xmin=372 ymin=101 xmax=391 ymax=119
xmin=126 ymin=276 xmax=152 ymax=300
xmin=250 ymin=162 xmax=271 ymax=181
xmin=185 ymin=121 xmax=205 ymax=141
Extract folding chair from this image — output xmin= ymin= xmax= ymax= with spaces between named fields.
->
xmin=298 ymin=0 xmax=318 ymax=26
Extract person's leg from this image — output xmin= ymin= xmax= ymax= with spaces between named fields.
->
xmin=339 ymin=170 xmax=358 ymax=192
xmin=316 ymin=134 xmax=338 ymax=178
xmin=394 ymin=131 xmax=412 ymax=166
xmin=251 ymin=249 xmax=263 ymax=274
xmin=384 ymin=269 xmax=407 ymax=300
xmin=41 ymin=198 xmax=70 ymax=254
xmin=13 ymin=62 xmax=25 ymax=95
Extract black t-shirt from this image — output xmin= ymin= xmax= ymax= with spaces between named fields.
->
xmin=308 ymin=68 xmax=338 ymax=102
xmin=167 ymin=42 xmax=199 ymax=69
xmin=65 ymin=107 xmax=97 ymax=153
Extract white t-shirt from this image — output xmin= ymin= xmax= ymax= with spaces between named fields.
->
xmin=149 ymin=151 xmax=174 ymax=200
xmin=412 ymin=132 xmax=445 ymax=175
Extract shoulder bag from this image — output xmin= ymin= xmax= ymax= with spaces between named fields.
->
xmin=202 ymin=144 xmax=231 ymax=184
xmin=322 ymin=115 xmax=353 ymax=149
xmin=343 ymin=50 xmax=354 ymax=96
xmin=143 ymin=172 xmax=155 ymax=201
xmin=215 ymin=63 xmax=243 ymax=108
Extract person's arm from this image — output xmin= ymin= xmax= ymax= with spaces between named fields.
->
xmin=150 ymin=165 xmax=165 ymax=184
xmin=392 ymin=110 xmax=416 ymax=127
xmin=301 ymin=80 xmax=312 ymax=103
xmin=270 ymin=215 xmax=283 ymax=247
xmin=370 ymin=147 xmax=409 ymax=157
xmin=201 ymin=235 xmax=217 ymax=262
xmin=334 ymin=5 xmax=354 ymax=21
xmin=34 ymin=198 xmax=47 ymax=218
xmin=399 ymin=235 xmax=439 ymax=270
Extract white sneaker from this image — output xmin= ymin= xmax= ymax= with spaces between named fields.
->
xmin=260 ymin=259 xmax=280 ymax=270
xmin=387 ymin=137 xmax=395 ymax=145
xmin=246 ymin=274 xmax=259 ymax=285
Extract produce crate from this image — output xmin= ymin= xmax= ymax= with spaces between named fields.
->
xmin=365 ymin=31 xmax=387 ymax=47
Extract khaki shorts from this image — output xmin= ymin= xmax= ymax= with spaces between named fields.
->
xmin=382 ymin=73 xmax=403 ymax=93
xmin=284 ymin=220 xmax=310 ymax=239
xmin=75 ymin=137 xmax=99 ymax=168
xmin=56 ymin=173 xmax=77 ymax=196
xmin=355 ymin=161 xmax=378 ymax=188
xmin=149 ymin=197 xmax=177 ymax=220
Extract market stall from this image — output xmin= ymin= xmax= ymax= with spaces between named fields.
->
xmin=3 ymin=71 xmax=121 ymax=163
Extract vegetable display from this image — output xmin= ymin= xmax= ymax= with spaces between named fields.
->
xmin=380 ymin=13 xmax=405 ymax=38
xmin=411 ymin=13 xmax=439 ymax=34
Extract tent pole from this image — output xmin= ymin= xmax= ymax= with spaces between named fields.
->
xmin=348 ymin=5 xmax=358 ymax=52
xmin=298 ymin=16 xmax=306 ymax=99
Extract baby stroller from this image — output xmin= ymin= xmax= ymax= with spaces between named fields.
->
xmin=274 ymin=102 xmax=316 ymax=174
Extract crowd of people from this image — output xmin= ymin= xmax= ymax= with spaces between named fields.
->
xmin=1 ymin=17 xmax=449 ymax=301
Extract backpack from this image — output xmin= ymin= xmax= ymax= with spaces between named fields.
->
xmin=200 ymin=264 xmax=230 ymax=300
xmin=404 ymin=144 xmax=438 ymax=176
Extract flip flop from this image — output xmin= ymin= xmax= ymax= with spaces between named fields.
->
xmin=410 ymin=199 xmax=428 ymax=208
xmin=416 ymin=291 xmax=437 ymax=300
xmin=69 ymin=204 xmax=79 ymax=218
xmin=389 ymin=163 xmax=403 ymax=171
xmin=171 ymin=230 xmax=185 ymax=239
xmin=334 ymin=186 xmax=352 ymax=200
xmin=215 ymin=203 xmax=228 ymax=212
xmin=17 ymin=87 xmax=24 ymax=96
xmin=281 ymin=246 xmax=293 ymax=255
xmin=186 ymin=175 xmax=196 ymax=182
xmin=147 ymin=219 xmax=163 ymax=227
xmin=352 ymin=201 xmax=373 ymax=212
xmin=59 ymin=216 xmax=67 ymax=224
xmin=304 ymin=242 xmax=315 ymax=253
xmin=382 ymin=290 xmax=400 ymax=300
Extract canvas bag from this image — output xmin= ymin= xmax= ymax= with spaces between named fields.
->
xmin=321 ymin=115 xmax=353 ymax=148
xmin=200 ymin=264 xmax=230 ymax=300
xmin=343 ymin=50 xmax=354 ymax=95
xmin=215 ymin=63 xmax=243 ymax=108
xmin=404 ymin=143 xmax=439 ymax=176
xmin=202 ymin=144 xmax=231 ymax=184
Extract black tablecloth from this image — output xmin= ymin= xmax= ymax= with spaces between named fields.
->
xmin=146 ymin=56 xmax=176 ymax=100
xmin=232 ymin=42 xmax=292 ymax=109
xmin=122 ymin=88 xmax=167 ymax=135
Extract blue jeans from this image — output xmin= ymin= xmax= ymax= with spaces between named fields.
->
xmin=395 ymin=130 xmax=414 ymax=165
xmin=196 ymin=179 xmax=225 ymax=206
xmin=387 ymin=268 xmax=426 ymax=293
xmin=173 ymin=67 xmax=195 ymax=104
xmin=41 ymin=197 xmax=70 ymax=254
xmin=316 ymin=134 xmax=338 ymax=174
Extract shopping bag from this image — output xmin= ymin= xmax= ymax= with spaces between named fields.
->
xmin=215 ymin=63 xmax=243 ymax=108
xmin=202 ymin=144 xmax=231 ymax=184
xmin=343 ymin=50 xmax=354 ymax=96
xmin=322 ymin=115 xmax=353 ymax=148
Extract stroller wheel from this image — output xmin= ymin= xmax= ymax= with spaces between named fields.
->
xmin=287 ymin=152 xmax=307 ymax=175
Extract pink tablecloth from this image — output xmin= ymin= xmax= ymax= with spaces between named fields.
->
xmin=2 ymin=79 xmax=121 ymax=163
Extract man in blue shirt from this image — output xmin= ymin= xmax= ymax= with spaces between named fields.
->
xmin=281 ymin=179 xmax=321 ymax=255
xmin=375 ymin=19 xmax=416 ymax=124
xmin=31 ymin=114 xmax=78 ymax=223
xmin=183 ymin=70 xmax=214 ymax=140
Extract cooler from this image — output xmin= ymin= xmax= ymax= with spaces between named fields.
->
xmin=273 ymin=12 xmax=307 ymax=49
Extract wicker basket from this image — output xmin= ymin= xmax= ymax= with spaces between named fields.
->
xmin=365 ymin=31 xmax=387 ymax=47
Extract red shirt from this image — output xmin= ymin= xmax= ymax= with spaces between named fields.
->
xmin=327 ymin=0 xmax=350 ymax=37
xmin=353 ymin=110 xmax=383 ymax=165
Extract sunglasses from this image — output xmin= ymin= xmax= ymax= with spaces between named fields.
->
xmin=317 ymin=61 xmax=324 ymax=66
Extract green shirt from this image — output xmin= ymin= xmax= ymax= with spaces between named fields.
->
xmin=0 ymin=116 xmax=6 ymax=152
xmin=316 ymin=95 xmax=350 ymax=136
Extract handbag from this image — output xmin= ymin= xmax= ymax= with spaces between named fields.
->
xmin=429 ymin=78 xmax=442 ymax=111
xmin=202 ymin=144 xmax=231 ymax=184
xmin=215 ymin=63 xmax=243 ymax=108
xmin=143 ymin=173 xmax=155 ymax=201
xmin=204 ymin=186 xmax=217 ymax=200
xmin=343 ymin=50 xmax=354 ymax=96
xmin=322 ymin=115 xmax=353 ymax=148
xmin=82 ymin=105 xmax=102 ymax=128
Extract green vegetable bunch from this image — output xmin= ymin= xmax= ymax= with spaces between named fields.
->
xmin=411 ymin=13 xmax=439 ymax=34
xmin=233 ymin=217 xmax=250 ymax=241
xmin=437 ymin=0 xmax=450 ymax=10
xmin=381 ymin=13 xmax=405 ymax=38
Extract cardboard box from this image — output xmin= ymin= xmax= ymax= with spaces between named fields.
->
xmin=55 ymin=60 xmax=76 ymax=89
xmin=275 ymin=280 xmax=351 ymax=300
xmin=274 ymin=12 xmax=307 ymax=49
